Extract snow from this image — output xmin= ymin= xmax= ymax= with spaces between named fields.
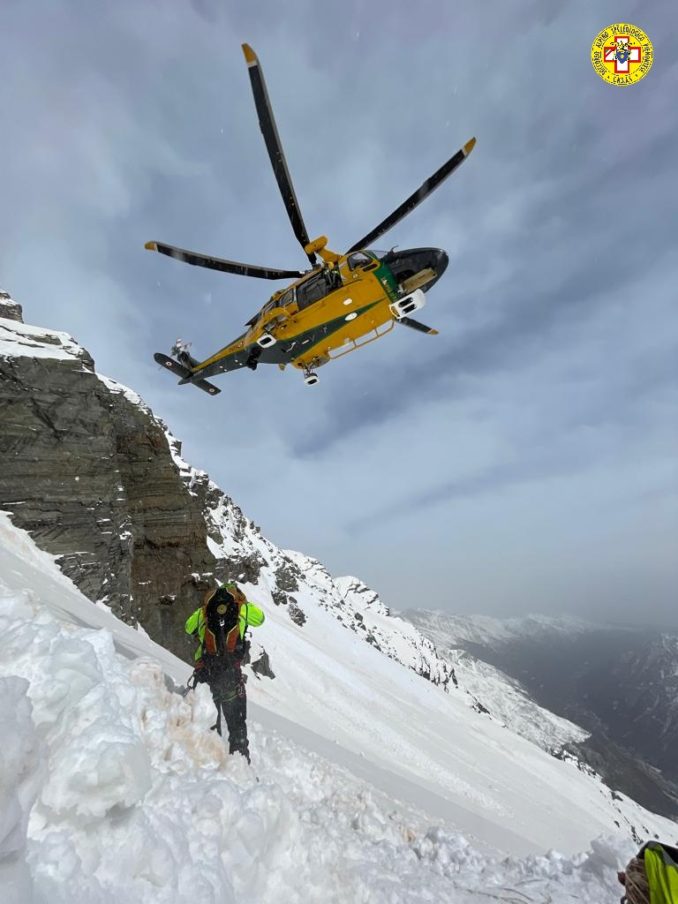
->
xmin=446 ymin=647 xmax=589 ymax=752
xmin=96 ymin=373 xmax=151 ymax=413
xmin=0 ymin=316 xmax=89 ymax=365
xmin=0 ymin=676 xmax=42 ymax=904
xmin=1 ymin=513 xmax=676 ymax=902
xmin=0 ymin=314 xmax=155 ymax=411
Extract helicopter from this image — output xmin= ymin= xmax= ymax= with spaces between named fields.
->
xmin=146 ymin=43 xmax=475 ymax=393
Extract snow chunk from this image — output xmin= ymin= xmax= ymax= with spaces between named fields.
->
xmin=0 ymin=616 xmax=152 ymax=821
xmin=0 ymin=676 xmax=42 ymax=904
xmin=96 ymin=374 xmax=152 ymax=415
xmin=0 ymin=318 xmax=91 ymax=367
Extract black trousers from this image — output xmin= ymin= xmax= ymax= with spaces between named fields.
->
xmin=207 ymin=662 xmax=249 ymax=761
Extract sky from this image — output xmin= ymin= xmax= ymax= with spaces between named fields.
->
xmin=1 ymin=0 xmax=676 ymax=627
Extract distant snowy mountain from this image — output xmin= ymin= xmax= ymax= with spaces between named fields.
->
xmin=405 ymin=611 xmax=597 ymax=649
xmin=405 ymin=609 xmax=678 ymax=820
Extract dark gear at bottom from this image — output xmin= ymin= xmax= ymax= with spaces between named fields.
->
xmin=209 ymin=660 xmax=250 ymax=762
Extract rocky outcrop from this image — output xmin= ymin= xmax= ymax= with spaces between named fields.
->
xmin=0 ymin=291 xmax=23 ymax=323
xmin=0 ymin=302 xmax=215 ymax=660
xmin=335 ymin=576 xmax=456 ymax=690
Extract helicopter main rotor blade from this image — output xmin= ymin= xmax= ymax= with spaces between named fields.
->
xmin=242 ymin=44 xmax=316 ymax=267
xmin=145 ymin=241 xmax=305 ymax=280
xmin=348 ymin=138 xmax=476 ymax=253
xmin=398 ymin=316 xmax=439 ymax=335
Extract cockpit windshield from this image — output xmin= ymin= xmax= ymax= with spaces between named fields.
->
xmin=347 ymin=251 xmax=376 ymax=270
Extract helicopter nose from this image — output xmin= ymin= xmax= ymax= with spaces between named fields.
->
xmin=380 ymin=247 xmax=449 ymax=293
xmin=434 ymin=249 xmax=449 ymax=279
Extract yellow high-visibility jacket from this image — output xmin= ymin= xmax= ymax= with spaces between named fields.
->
xmin=643 ymin=842 xmax=678 ymax=904
xmin=185 ymin=587 xmax=264 ymax=661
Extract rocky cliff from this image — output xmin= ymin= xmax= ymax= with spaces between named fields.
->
xmin=0 ymin=299 xmax=216 ymax=657
xmin=0 ymin=291 xmax=23 ymax=322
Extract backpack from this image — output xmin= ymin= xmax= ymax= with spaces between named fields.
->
xmin=202 ymin=586 xmax=246 ymax=661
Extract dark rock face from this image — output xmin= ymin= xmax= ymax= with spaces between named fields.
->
xmin=251 ymin=649 xmax=275 ymax=679
xmin=275 ymin=562 xmax=301 ymax=593
xmin=287 ymin=600 xmax=307 ymax=626
xmin=0 ymin=323 xmax=217 ymax=661
xmin=0 ymin=292 xmax=23 ymax=322
xmin=271 ymin=589 xmax=288 ymax=607
xmin=219 ymin=551 xmax=264 ymax=585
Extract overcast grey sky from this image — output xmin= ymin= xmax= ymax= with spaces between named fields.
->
xmin=1 ymin=0 xmax=676 ymax=626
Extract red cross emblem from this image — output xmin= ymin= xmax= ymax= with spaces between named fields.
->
xmin=604 ymin=35 xmax=641 ymax=73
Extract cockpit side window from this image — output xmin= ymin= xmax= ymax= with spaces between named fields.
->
xmin=348 ymin=251 xmax=372 ymax=271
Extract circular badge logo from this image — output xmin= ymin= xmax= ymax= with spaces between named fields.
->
xmin=591 ymin=24 xmax=653 ymax=86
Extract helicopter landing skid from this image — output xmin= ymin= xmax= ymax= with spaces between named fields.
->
xmin=300 ymin=365 xmax=319 ymax=386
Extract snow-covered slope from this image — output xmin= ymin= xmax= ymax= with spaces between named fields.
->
xmin=196 ymin=474 xmax=589 ymax=760
xmin=2 ymin=513 xmax=677 ymax=904
xmin=0 ymin=315 xmax=90 ymax=365
xmin=405 ymin=608 xmax=678 ymax=815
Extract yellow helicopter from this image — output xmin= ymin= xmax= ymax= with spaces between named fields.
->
xmin=147 ymin=43 xmax=475 ymax=393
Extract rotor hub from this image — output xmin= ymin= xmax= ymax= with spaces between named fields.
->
xmin=305 ymin=236 xmax=340 ymax=265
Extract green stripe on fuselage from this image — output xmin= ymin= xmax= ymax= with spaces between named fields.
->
xmin=192 ymin=299 xmax=384 ymax=379
xmin=274 ymin=300 xmax=383 ymax=365
xmin=373 ymin=260 xmax=399 ymax=302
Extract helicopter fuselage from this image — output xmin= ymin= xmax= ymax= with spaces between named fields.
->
xmin=148 ymin=43 xmax=474 ymax=390
xmin=190 ymin=247 xmax=448 ymax=380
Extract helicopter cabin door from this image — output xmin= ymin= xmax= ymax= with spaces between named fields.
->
xmin=295 ymin=271 xmax=336 ymax=310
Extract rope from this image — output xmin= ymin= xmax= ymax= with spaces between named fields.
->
xmin=621 ymin=857 xmax=650 ymax=904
